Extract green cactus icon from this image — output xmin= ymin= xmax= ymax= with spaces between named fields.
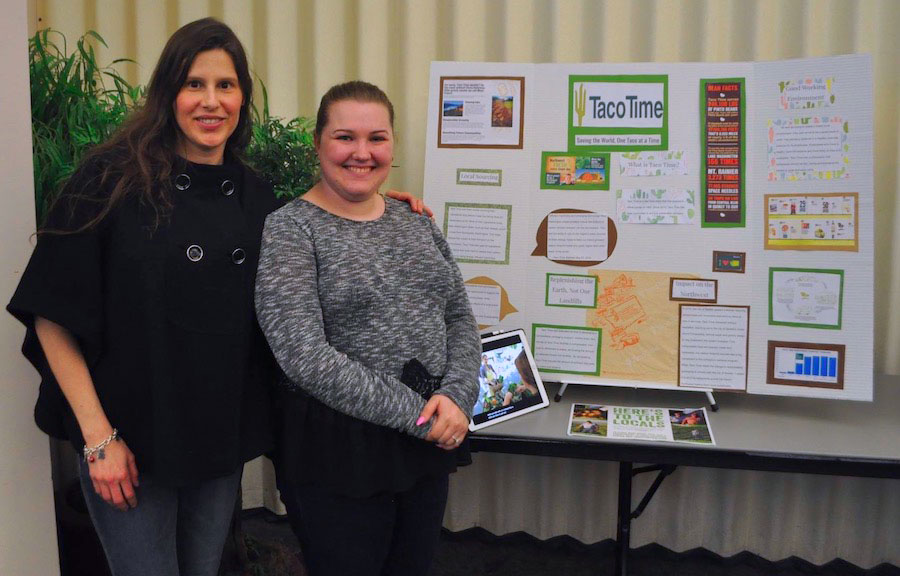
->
xmin=574 ymin=84 xmax=586 ymax=126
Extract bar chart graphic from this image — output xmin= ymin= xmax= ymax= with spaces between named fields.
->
xmin=795 ymin=353 xmax=838 ymax=378
xmin=768 ymin=341 xmax=845 ymax=389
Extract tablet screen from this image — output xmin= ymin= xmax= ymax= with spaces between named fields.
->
xmin=470 ymin=329 xmax=550 ymax=431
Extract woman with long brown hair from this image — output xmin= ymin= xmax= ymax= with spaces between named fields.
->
xmin=8 ymin=19 xmax=426 ymax=576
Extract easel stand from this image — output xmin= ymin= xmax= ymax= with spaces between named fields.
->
xmin=554 ymin=381 xmax=719 ymax=411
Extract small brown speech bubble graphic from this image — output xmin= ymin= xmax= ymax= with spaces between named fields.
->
xmin=465 ymin=276 xmax=518 ymax=329
xmin=531 ymin=209 xmax=618 ymax=267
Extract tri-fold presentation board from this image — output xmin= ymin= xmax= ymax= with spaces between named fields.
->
xmin=423 ymin=55 xmax=873 ymax=401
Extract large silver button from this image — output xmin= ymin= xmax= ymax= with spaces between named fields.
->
xmin=175 ymin=174 xmax=191 ymax=191
xmin=221 ymin=180 xmax=235 ymax=196
xmin=231 ymin=248 xmax=246 ymax=265
xmin=186 ymin=244 xmax=203 ymax=262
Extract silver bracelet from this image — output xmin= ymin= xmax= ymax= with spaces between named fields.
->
xmin=83 ymin=428 xmax=119 ymax=463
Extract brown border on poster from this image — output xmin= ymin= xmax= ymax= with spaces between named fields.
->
xmin=437 ymin=76 xmax=525 ymax=149
xmin=669 ymin=277 xmax=718 ymax=303
xmin=677 ymin=304 xmax=749 ymax=392
xmin=763 ymin=193 xmax=859 ymax=252
xmin=766 ymin=340 xmax=845 ymax=390
xmin=712 ymin=250 xmax=746 ymax=273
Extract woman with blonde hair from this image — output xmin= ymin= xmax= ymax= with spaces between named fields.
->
xmin=256 ymin=80 xmax=480 ymax=576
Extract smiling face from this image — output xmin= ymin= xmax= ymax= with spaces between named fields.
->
xmin=315 ymin=99 xmax=393 ymax=203
xmin=174 ymin=49 xmax=242 ymax=164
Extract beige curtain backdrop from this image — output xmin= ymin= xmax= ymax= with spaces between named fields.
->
xmin=29 ymin=0 xmax=899 ymax=569
xmin=32 ymin=0 xmax=900 ymax=376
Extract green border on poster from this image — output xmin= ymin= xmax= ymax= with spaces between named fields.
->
xmin=567 ymin=75 xmax=668 ymax=152
xmin=545 ymin=274 xmax=599 ymax=309
xmin=539 ymin=151 xmax=611 ymax=190
xmin=700 ymin=77 xmax=746 ymax=228
xmin=442 ymin=202 xmax=512 ymax=265
xmin=768 ymin=267 xmax=844 ymax=330
xmin=531 ymin=323 xmax=602 ymax=375
xmin=456 ymin=168 xmax=503 ymax=187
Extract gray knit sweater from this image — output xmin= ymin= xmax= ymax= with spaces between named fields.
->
xmin=255 ymin=197 xmax=481 ymax=440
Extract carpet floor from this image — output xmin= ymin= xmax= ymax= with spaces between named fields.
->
xmin=219 ymin=509 xmax=900 ymax=576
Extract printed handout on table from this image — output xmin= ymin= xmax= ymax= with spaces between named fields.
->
xmin=678 ymin=305 xmax=749 ymax=390
xmin=443 ymin=203 xmax=512 ymax=264
xmin=617 ymin=189 xmax=696 ymax=224
xmin=439 ymin=76 xmax=524 ymax=148
xmin=532 ymin=324 xmax=601 ymax=375
xmin=568 ymin=404 xmax=715 ymax=445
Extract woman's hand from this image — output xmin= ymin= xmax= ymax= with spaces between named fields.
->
xmin=385 ymin=190 xmax=434 ymax=218
xmin=418 ymin=395 xmax=469 ymax=450
xmin=34 ymin=317 xmax=140 ymax=510
xmin=86 ymin=435 xmax=140 ymax=511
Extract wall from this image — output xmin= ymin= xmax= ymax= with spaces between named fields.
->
xmin=0 ymin=0 xmax=61 ymax=574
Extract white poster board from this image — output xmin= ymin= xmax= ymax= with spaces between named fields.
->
xmin=424 ymin=55 xmax=873 ymax=401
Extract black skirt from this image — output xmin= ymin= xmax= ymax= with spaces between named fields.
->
xmin=275 ymin=387 xmax=468 ymax=499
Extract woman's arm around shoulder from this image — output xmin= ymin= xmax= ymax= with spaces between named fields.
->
xmin=385 ymin=190 xmax=433 ymax=218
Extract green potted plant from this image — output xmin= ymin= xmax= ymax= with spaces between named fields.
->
xmin=246 ymin=84 xmax=319 ymax=199
xmin=29 ymin=29 xmax=139 ymax=224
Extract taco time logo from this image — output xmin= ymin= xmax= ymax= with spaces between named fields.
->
xmin=569 ymin=75 xmax=668 ymax=151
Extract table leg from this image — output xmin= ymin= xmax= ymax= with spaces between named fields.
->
xmin=615 ymin=461 xmax=633 ymax=576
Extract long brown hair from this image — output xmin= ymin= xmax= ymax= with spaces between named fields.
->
xmin=50 ymin=17 xmax=253 ymax=232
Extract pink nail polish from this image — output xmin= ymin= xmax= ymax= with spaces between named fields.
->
xmin=416 ymin=417 xmax=426 ymax=426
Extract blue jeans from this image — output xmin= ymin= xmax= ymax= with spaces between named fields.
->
xmin=79 ymin=460 xmax=241 ymax=576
